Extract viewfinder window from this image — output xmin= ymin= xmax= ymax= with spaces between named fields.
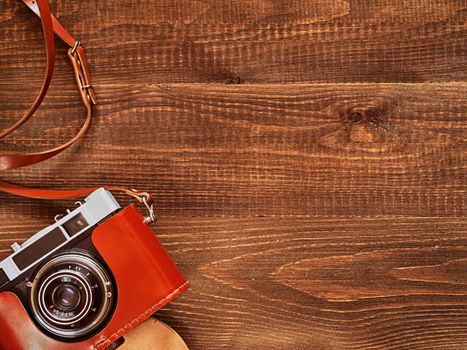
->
xmin=62 ymin=213 xmax=88 ymax=236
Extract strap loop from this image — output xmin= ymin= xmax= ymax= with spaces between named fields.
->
xmin=68 ymin=43 xmax=97 ymax=105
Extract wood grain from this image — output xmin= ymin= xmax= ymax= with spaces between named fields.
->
xmin=0 ymin=83 xmax=465 ymax=218
xmin=0 ymin=0 xmax=466 ymax=349
xmin=0 ymin=216 xmax=466 ymax=349
xmin=0 ymin=0 xmax=466 ymax=84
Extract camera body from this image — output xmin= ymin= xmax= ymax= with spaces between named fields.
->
xmin=0 ymin=189 xmax=189 ymax=350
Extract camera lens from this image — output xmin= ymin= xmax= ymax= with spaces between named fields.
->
xmin=52 ymin=284 xmax=81 ymax=311
xmin=29 ymin=250 xmax=115 ymax=341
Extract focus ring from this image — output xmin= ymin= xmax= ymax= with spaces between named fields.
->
xmin=29 ymin=250 xmax=114 ymax=340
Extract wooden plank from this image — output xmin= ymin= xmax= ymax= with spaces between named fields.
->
xmin=0 ymin=216 xmax=465 ymax=349
xmin=0 ymin=83 xmax=465 ymax=218
xmin=1 ymin=0 xmax=466 ymax=84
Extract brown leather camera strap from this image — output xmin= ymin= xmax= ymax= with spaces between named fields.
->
xmin=0 ymin=180 xmax=153 ymax=201
xmin=0 ymin=178 xmax=158 ymax=224
xmin=0 ymin=0 xmax=96 ymax=171
xmin=1 ymin=1 xmax=107 ymax=201
xmin=1 ymin=1 xmax=154 ymax=217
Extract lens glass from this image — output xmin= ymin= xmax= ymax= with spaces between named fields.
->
xmin=53 ymin=284 xmax=81 ymax=311
xmin=29 ymin=251 xmax=114 ymax=341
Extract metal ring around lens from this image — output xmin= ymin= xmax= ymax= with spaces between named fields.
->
xmin=38 ymin=270 xmax=92 ymax=325
xmin=29 ymin=251 xmax=114 ymax=340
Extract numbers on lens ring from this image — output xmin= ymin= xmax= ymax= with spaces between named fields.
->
xmin=28 ymin=251 xmax=114 ymax=340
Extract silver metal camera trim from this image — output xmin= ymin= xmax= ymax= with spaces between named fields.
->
xmin=0 ymin=188 xmax=120 ymax=285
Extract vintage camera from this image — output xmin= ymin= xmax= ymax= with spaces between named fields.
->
xmin=0 ymin=189 xmax=189 ymax=350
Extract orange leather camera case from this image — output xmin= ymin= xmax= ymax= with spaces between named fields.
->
xmin=0 ymin=205 xmax=189 ymax=350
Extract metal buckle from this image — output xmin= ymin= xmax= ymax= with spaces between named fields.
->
xmin=142 ymin=194 xmax=157 ymax=224
xmin=69 ymin=40 xmax=96 ymax=105
xmin=71 ymin=40 xmax=81 ymax=55
xmin=126 ymin=189 xmax=157 ymax=224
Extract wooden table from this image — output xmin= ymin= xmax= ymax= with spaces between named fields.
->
xmin=1 ymin=1 xmax=466 ymax=349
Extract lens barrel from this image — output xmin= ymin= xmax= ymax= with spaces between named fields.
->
xmin=29 ymin=250 xmax=114 ymax=340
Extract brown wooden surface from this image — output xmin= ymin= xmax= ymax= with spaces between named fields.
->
xmin=0 ymin=1 xmax=466 ymax=349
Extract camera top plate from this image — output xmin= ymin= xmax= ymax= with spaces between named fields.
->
xmin=0 ymin=188 xmax=120 ymax=289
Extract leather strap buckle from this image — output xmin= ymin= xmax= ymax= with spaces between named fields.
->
xmin=68 ymin=41 xmax=97 ymax=106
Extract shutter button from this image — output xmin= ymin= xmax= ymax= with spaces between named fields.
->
xmin=11 ymin=242 xmax=21 ymax=252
